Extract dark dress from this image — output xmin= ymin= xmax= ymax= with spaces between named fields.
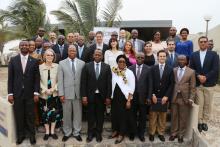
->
xmin=39 ymin=70 xmax=62 ymax=124
xmin=144 ymin=54 xmax=155 ymax=66
xmin=111 ymin=84 xmax=128 ymax=135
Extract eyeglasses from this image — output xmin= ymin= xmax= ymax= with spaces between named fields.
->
xmin=200 ymin=41 xmax=207 ymax=43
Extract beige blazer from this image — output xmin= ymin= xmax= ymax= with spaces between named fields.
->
xmin=172 ymin=66 xmax=196 ymax=104
xmin=39 ymin=63 xmax=58 ymax=99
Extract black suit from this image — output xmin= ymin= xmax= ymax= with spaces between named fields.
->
xmin=129 ymin=64 xmax=152 ymax=136
xmin=190 ymin=50 xmax=219 ymax=87
xmin=8 ymin=54 xmax=40 ymax=138
xmin=76 ymin=44 xmax=89 ymax=62
xmin=166 ymin=52 xmax=178 ymax=68
xmin=52 ymin=43 xmax=69 ymax=63
xmin=151 ymin=64 xmax=174 ymax=101
xmin=81 ymin=62 xmax=112 ymax=136
xmin=86 ymin=43 xmax=109 ymax=62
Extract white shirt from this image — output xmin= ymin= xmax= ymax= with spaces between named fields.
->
xmin=20 ymin=53 xmax=29 ymax=66
xmin=94 ymin=61 xmax=101 ymax=93
xmin=104 ymin=50 xmax=123 ymax=68
xmin=136 ymin=64 xmax=143 ymax=75
xmin=177 ymin=66 xmax=186 ymax=80
xmin=159 ymin=63 xmax=165 ymax=71
xmin=200 ymin=49 xmax=207 ymax=67
xmin=68 ymin=57 xmax=77 ymax=71
xmin=112 ymin=68 xmax=135 ymax=99
xmin=96 ymin=43 xmax=104 ymax=50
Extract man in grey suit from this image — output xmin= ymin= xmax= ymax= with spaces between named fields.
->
xmin=58 ymin=45 xmax=85 ymax=142
xmin=130 ymin=29 xmax=145 ymax=52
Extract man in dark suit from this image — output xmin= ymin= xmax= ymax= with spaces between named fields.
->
xmin=52 ymin=35 xmax=69 ymax=63
xmin=128 ymin=52 xmax=152 ymax=142
xmin=8 ymin=40 xmax=40 ymax=145
xmin=86 ymin=31 xmax=109 ymax=62
xmin=77 ymin=35 xmax=89 ymax=62
xmin=81 ymin=49 xmax=112 ymax=143
xmin=166 ymin=39 xmax=178 ymax=68
xmin=149 ymin=50 xmax=174 ymax=142
xmin=130 ymin=29 xmax=145 ymax=52
xmin=190 ymin=36 xmax=219 ymax=133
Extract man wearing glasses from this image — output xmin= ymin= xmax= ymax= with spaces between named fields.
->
xmin=190 ymin=36 xmax=219 ymax=133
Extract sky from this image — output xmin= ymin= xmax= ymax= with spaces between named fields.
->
xmin=1 ymin=0 xmax=220 ymax=34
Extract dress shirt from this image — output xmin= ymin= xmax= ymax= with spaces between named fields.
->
xmin=159 ymin=63 xmax=165 ymax=71
xmin=199 ymin=49 xmax=207 ymax=68
xmin=177 ymin=66 xmax=186 ymax=81
xmin=78 ymin=45 xmax=84 ymax=58
xmin=136 ymin=64 xmax=143 ymax=75
xmin=96 ymin=43 xmax=104 ymax=50
xmin=68 ymin=57 xmax=77 ymax=72
xmin=20 ymin=53 xmax=29 ymax=67
xmin=94 ymin=61 xmax=101 ymax=93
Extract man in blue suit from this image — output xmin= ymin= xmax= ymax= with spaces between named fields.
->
xmin=166 ymin=39 xmax=178 ymax=68
xmin=190 ymin=36 xmax=219 ymax=133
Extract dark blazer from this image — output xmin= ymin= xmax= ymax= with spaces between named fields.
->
xmin=129 ymin=64 xmax=152 ymax=104
xmin=8 ymin=55 xmax=40 ymax=98
xmin=151 ymin=64 xmax=174 ymax=101
xmin=76 ymin=44 xmax=89 ymax=62
xmin=81 ymin=62 xmax=112 ymax=102
xmin=190 ymin=50 xmax=219 ymax=87
xmin=86 ymin=43 xmax=109 ymax=62
xmin=166 ymin=52 xmax=178 ymax=68
xmin=52 ymin=43 xmax=69 ymax=63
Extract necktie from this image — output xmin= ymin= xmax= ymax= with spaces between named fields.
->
xmin=170 ymin=53 xmax=174 ymax=64
xmin=21 ymin=56 xmax=26 ymax=73
xmin=137 ymin=65 xmax=141 ymax=80
xmin=178 ymin=68 xmax=183 ymax=81
xmin=95 ymin=63 xmax=99 ymax=79
xmin=72 ymin=59 xmax=75 ymax=76
xmin=159 ymin=65 xmax=164 ymax=79
xmin=59 ymin=46 xmax=63 ymax=57
xmin=79 ymin=46 xmax=83 ymax=59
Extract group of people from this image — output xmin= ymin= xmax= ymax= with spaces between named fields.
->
xmin=7 ymin=27 xmax=219 ymax=145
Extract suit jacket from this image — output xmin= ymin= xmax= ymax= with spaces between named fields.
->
xmin=81 ymin=62 xmax=112 ymax=102
xmin=172 ymin=67 xmax=196 ymax=104
xmin=86 ymin=43 xmax=109 ymax=62
xmin=151 ymin=64 xmax=174 ymax=101
xmin=8 ymin=54 xmax=40 ymax=99
xmin=130 ymin=38 xmax=145 ymax=52
xmin=58 ymin=58 xmax=85 ymax=99
xmin=166 ymin=52 xmax=178 ymax=68
xmin=76 ymin=44 xmax=89 ymax=62
xmin=39 ymin=63 xmax=58 ymax=99
xmin=129 ymin=64 xmax=152 ymax=104
xmin=52 ymin=43 xmax=69 ymax=63
xmin=189 ymin=50 xmax=219 ymax=87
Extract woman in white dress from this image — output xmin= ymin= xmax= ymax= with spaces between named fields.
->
xmin=104 ymin=38 xmax=123 ymax=68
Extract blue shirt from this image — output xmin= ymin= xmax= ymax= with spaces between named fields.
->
xmin=175 ymin=40 xmax=193 ymax=57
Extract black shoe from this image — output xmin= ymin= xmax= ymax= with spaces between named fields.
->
xmin=138 ymin=135 xmax=145 ymax=142
xmin=169 ymin=135 xmax=177 ymax=141
xmin=129 ymin=134 xmax=135 ymax=141
xmin=198 ymin=123 xmax=203 ymax=132
xmin=30 ymin=136 xmax=36 ymax=145
xmin=62 ymin=135 xmax=70 ymax=142
xmin=74 ymin=135 xmax=82 ymax=142
xmin=43 ymin=134 xmax=49 ymax=140
xmin=149 ymin=135 xmax=154 ymax=142
xmin=158 ymin=135 xmax=165 ymax=142
xmin=86 ymin=135 xmax=94 ymax=143
xmin=51 ymin=134 xmax=58 ymax=140
xmin=16 ymin=136 xmax=25 ymax=145
xmin=202 ymin=123 xmax=208 ymax=131
xmin=178 ymin=137 xmax=184 ymax=143
xmin=115 ymin=136 xmax=124 ymax=144
xmin=96 ymin=134 xmax=102 ymax=143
